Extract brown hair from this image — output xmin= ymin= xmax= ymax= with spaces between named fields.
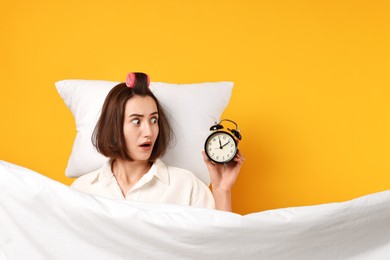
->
xmin=92 ymin=73 xmax=172 ymax=162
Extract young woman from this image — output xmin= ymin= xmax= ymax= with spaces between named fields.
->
xmin=71 ymin=72 xmax=244 ymax=212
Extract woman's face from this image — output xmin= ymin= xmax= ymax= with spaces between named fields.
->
xmin=123 ymin=95 xmax=159 ymax=161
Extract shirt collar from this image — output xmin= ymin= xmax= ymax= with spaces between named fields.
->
xmin=98 ymin=160 xmax=115 ymax=183
xmin=150 ymin=159 xmax=170 ymax=185
xmin=98 ymin=159 xmax=170 ymax=186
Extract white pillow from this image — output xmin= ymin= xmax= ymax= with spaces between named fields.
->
xmin=56 ymin=79 xmax=233 ymax=185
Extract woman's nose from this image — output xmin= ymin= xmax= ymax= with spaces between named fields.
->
xmin=142 ymin=122 xmax=153 ymax=137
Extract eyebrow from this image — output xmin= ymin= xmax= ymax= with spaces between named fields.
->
xmin=128 ymin=111 xmax=159 ymax=118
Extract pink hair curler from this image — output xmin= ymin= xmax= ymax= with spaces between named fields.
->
xmin=146 ymin=74 xmax=150 ymax=87
xmin=126 ymin=73 xmax=136 ymax=88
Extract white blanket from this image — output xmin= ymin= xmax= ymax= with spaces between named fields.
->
xmin=1 ymin=161 xmax=390 ymax=260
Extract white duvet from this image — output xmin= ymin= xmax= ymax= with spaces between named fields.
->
xmin=1 ymin=161 xmax=390 ymax=260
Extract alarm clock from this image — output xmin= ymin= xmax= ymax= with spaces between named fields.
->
xmin=204 ymin=119 xmax=242 ymax=164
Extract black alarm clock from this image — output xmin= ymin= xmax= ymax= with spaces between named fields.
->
xmin=204 ymin=119 xmax=242 ymax=164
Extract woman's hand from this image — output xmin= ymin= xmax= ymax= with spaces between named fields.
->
xmin=202 ymin=150 xmax=245 ymax=211
xmin=202 ymin=150 xmax=245 ymax=191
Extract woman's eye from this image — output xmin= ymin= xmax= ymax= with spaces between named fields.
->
xmin=151 ymin=117 xmax=158 ymax=124
xmin=131 ymin=119 xmax=140 ymax=125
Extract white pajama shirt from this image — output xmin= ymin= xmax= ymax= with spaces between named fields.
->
xmin=71 ymin=159 xmax=215 ymax=209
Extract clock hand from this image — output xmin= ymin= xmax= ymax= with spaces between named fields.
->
xmin=221 ymin=140 xmax=231 ymax=148
xmin=218 ymin=137 xmax=222 ymax=149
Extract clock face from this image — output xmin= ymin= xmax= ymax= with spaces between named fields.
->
xmin=205 ymin=131 xmax=237 ymax=163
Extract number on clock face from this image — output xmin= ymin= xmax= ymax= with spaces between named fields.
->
xmin=205 ymin=132 xmax=237 ymax=163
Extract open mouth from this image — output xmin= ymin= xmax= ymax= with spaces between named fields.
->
xmin=139 ymin=142 xmax=153 ymax=150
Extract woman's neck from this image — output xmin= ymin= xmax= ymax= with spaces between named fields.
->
xmin=111 ymin=159 xmax=152 ymax=196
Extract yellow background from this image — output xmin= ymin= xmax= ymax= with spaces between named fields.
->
xmin=1 ymin=0 xmax=389 ymax=215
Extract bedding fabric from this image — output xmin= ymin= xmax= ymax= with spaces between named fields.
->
xmin=1 ymin=161 xmax=390 ymax=260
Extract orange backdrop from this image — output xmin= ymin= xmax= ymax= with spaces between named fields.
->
xmin=1 ymin=0 xmax=389 ymax=214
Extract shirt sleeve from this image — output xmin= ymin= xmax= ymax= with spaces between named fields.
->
xmin=70 ymin=177 xmax=84 ymax=190
xmin=70 ymin=171 xmax=98 ymax=193
xmin=190 ymin=179 xmax=216 ymax=209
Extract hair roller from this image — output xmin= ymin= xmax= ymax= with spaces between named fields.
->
xmin=146 ymin=74 xmax=151 ymax=87
xmin=126 ymin=73 xmax=136 ymax=88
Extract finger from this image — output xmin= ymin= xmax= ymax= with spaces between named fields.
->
xmin=236 ymin=149 xmax=244 ymax=157
xmin=201 ymin=151 xmax=214 ymax=168
xmin=202 ymin=151 xmax=209 ymax=162
xmin=236 ymin=155 xmax=245 ymax=163
xmin=233 ymin=151 xmax=245 ymax=165
xmin=201 ymin=151 xmax=209 ymax=163
xmin=236 ymin=150 xmax=245 ymax=160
